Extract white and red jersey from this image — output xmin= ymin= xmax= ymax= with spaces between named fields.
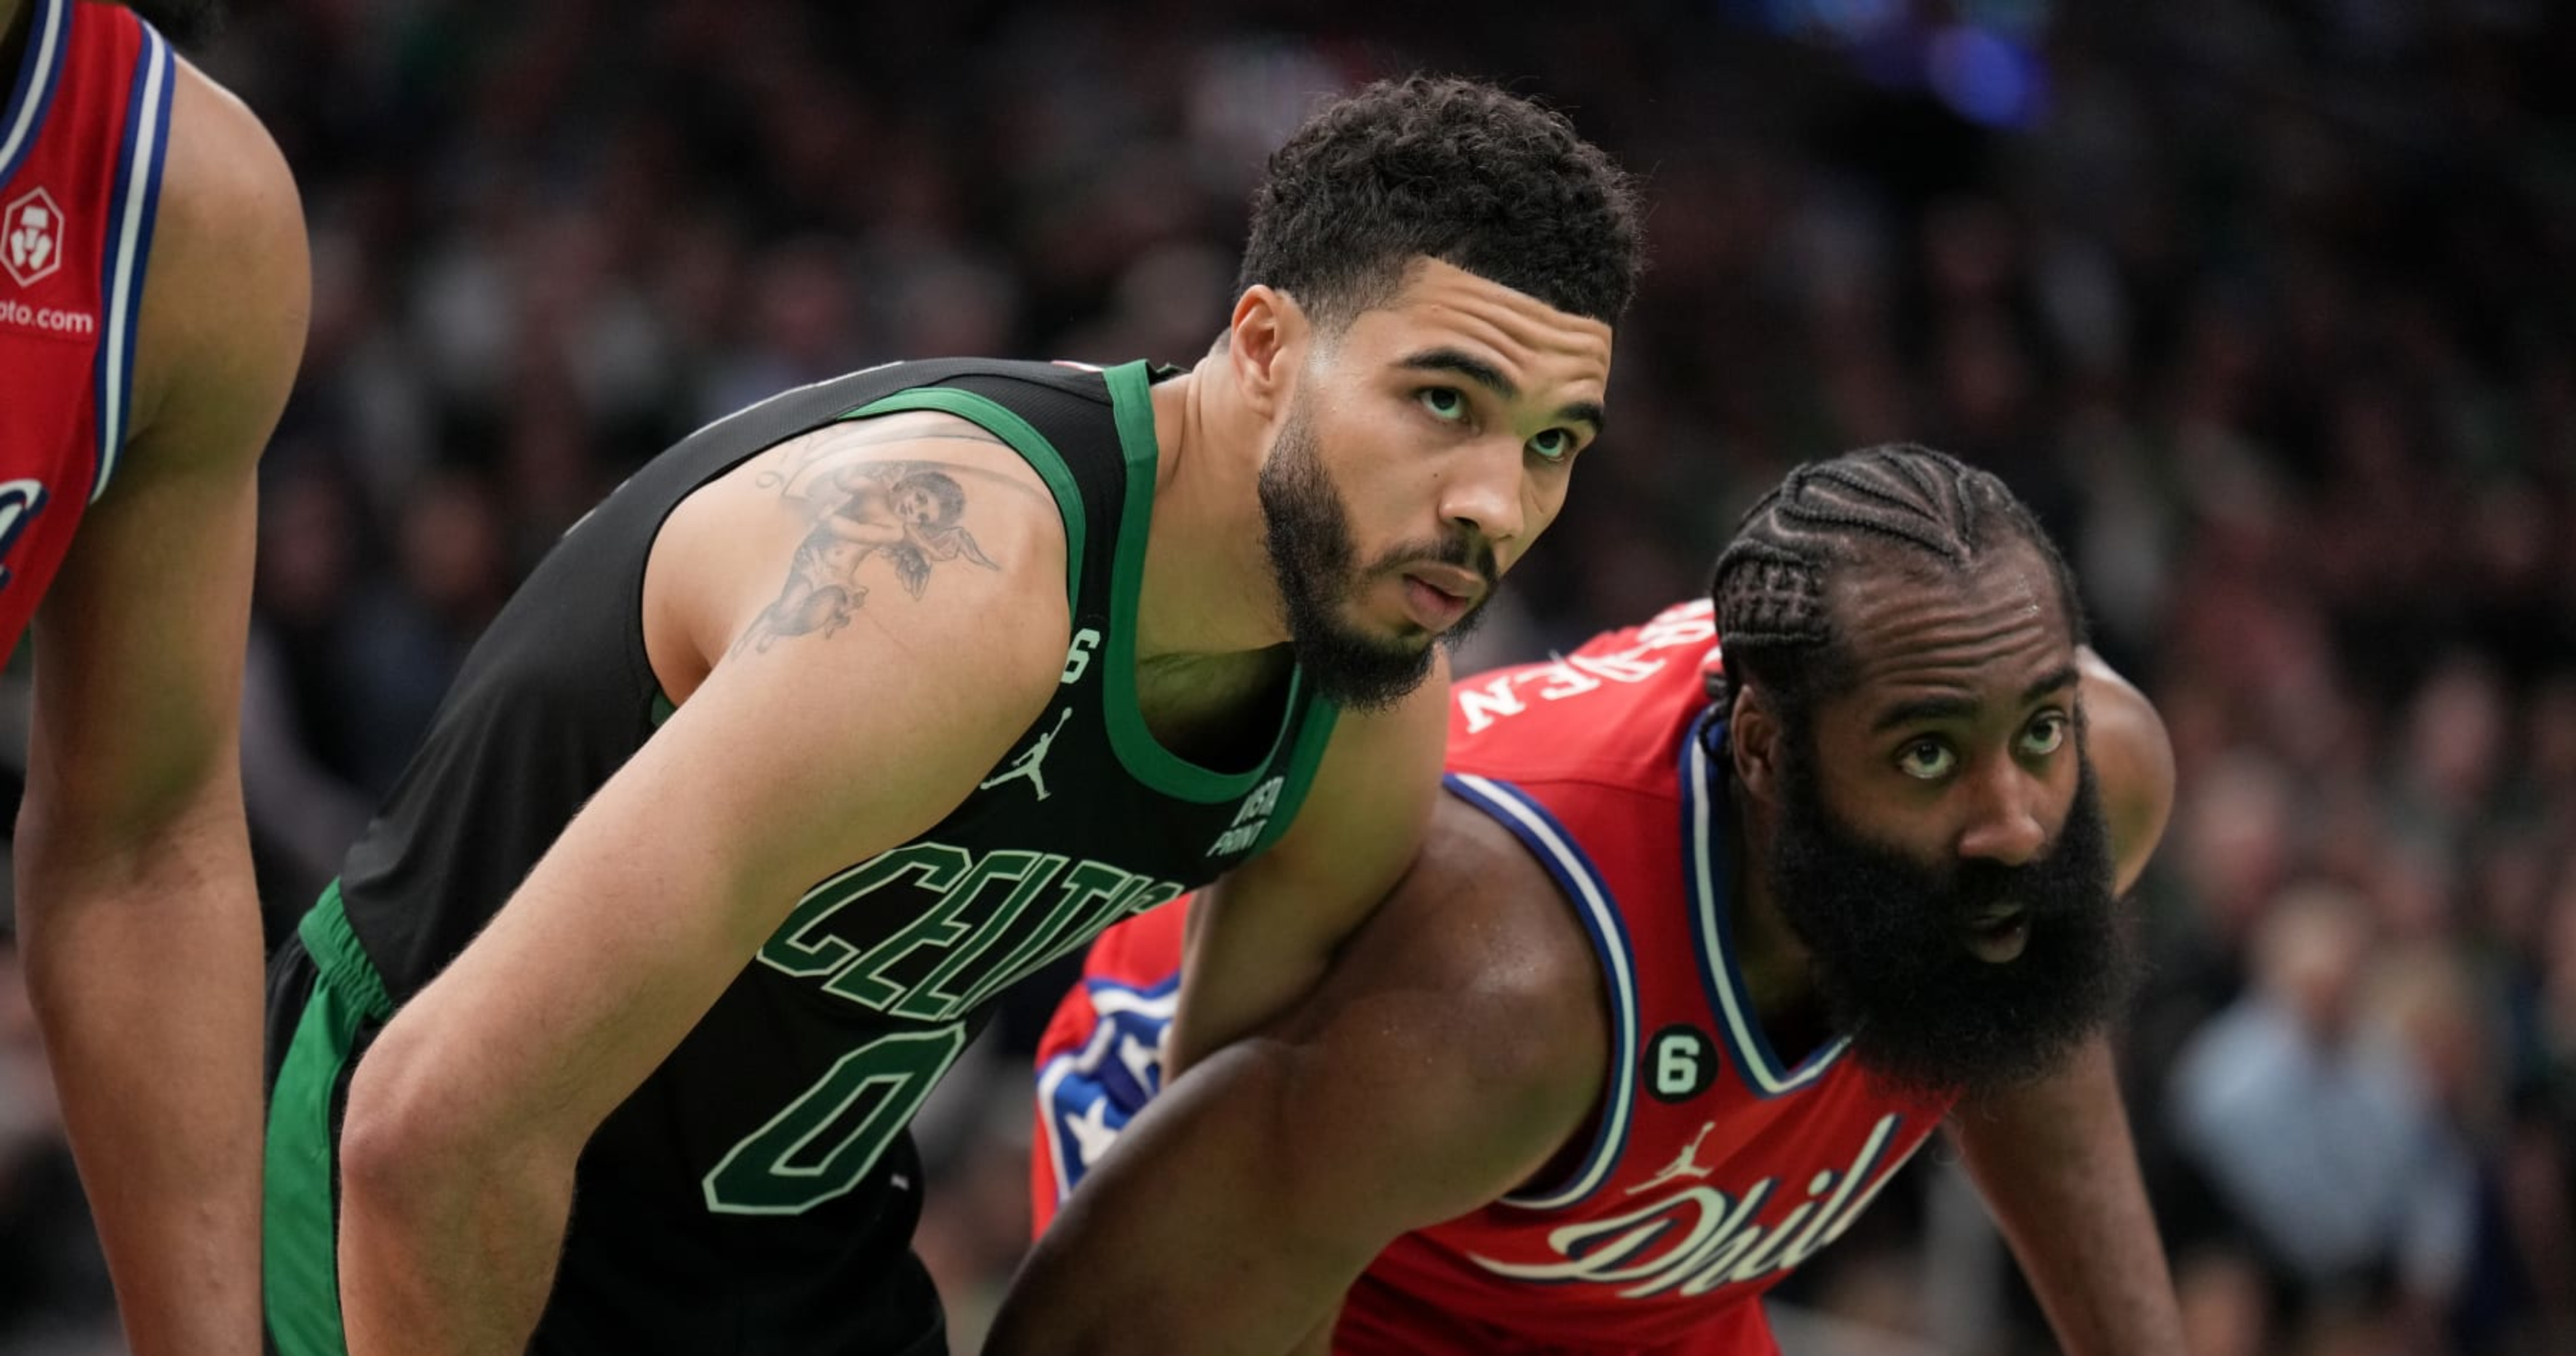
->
xmin=0 ymin=0 xmax=174 ymax=658
xmin=1032 ymin=600 xmax=1956 ymax=1355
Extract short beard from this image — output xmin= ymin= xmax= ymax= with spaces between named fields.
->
xmin=1763 ymin=730 xmax=2137 ymax=1101
xmin=1256 ymin=399 xmax=1493 ymax=712
xmin=123 ymin=0 xmax=225 ymax=46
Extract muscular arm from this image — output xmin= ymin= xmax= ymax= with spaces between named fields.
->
xmin=1945 ymin=650 xmax=2184 ymax=1355
xmin=989 ymin=793 xmax=1607 ymax=1355
xmin=2078 ymin=647 xmax=2173 ymax=896
xmin=332 ymin=442 xmax=1068 ymax=1353
xmin=1165 ymin=653 xmax=1451 ymax=1074
xmin=12 ymin=60 xmax=306 ymax=1356
xmin=1952 ymin=1038 xmax=2188 ymax=1356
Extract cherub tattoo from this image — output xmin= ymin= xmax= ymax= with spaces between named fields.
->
xmin=736 ymin=457 xmax=1002 ymax=654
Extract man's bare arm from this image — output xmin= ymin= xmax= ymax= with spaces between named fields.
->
xmin=989 ymin=793 xmax=1608 ymax=1355
xmin=332 ymin=442 xmax=1068 ymax=1353
xmin=14 ymin=56 xmax=306 ymax=1356
xmin=2076 ymin=647 xmax=2173 ymax=897
xmin=1951 ymin=1038 xmax=2188 ymax=1356
xmin=1166 ymin=653 xmax=1452 ymax=1075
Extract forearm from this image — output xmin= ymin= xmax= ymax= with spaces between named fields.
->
xmin=1954 ymin=1039 xmax=2187 ymax=1356
xmin=18 ymin=818 xmax=262 ymax=1356
xmin=337 ymin=1141 xmax=576 ymax=1353
xmin=992 ymin=1042 xmax=1358 ymax=1356
xmin=993 ymin=1214 xmax=1342 ymax=1356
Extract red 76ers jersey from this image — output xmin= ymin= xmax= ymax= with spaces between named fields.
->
xmin=1033 ymin=600 xmax=1956 ymax=1356
xmin=0 ymin=0 xmax=174 ymax=658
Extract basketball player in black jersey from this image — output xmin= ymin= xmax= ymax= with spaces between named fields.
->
xmin=260 ymin=77 xmax=1643 ymax=1354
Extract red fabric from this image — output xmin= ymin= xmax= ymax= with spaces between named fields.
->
xmin=0 ymin=0 xmax=157 ymax=658
xmin=1032 ymin=600 xmax=1956 ymax=1355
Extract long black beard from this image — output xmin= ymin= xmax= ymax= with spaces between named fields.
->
xmin=1256 ymin=402 xmax=1493 ymax=712
xmin=1761 ymin=734 xmax=2137 ymax=1100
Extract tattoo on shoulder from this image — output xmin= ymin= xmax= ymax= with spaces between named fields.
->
xmin=733 ymin=452 xmax=1007 ymax=656
xmin=749 ymin=418 xmax=1008 ymax=490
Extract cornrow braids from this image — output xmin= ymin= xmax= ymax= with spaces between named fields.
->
xmin=1705 ymin=443 xmax=2085 ymax=723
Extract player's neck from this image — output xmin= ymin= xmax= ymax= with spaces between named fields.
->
xmin=0 ymin=0 xmax=31 ymax=85
xmin=1132 ymin=351 xmax=1294 ymax=667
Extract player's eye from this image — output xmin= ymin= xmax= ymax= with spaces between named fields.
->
xmin=1897 ymin=740 xmax=1956 ymax=780
xmin=2019 ymin=712 xmax=2069 ymax=759
xmin=1527 ymin=428 xmax=1581 ymax=464
xmin=1417 ymin=387 xmax=1469 ymax=422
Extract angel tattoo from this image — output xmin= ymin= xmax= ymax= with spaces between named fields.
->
xmin=735 ymin=458 xmax=1001 ymax=654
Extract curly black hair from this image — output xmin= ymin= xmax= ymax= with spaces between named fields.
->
xmin=1708 ymin=443 xmax=2087 ymax=726
xmin=1237 ymin=75 xmax=1645 ymax=331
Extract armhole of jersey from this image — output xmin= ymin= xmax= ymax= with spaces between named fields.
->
xmin=1680 ymin=709 xmax=1847 ymax=1097
xmin=635 ymin=372 xmax=1092 ymax=729
xmin=1095 ymin=359 xmax=1302 ymax=804
xmin=834 ymin=386 xmax=1089 ymax=610
xmin=1443 ymin=772 xmax=1640 ymax=1210
xmin=0 ymin=0 xmax=68 ymax=184
xmin=89 ymin=22 xmax=172 ymax=504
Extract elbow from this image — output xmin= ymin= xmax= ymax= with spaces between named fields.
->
xmin=337 ymin=1052 xmax=431 ymax=1217
xmin=337 ymin=1034 xmax=491 ymax=1219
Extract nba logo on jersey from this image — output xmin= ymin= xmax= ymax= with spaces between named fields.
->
xmin=2 ymin=188 xmax=65 ymax=288
xmin=1205 ymin=776 xmax=1284 ymax=856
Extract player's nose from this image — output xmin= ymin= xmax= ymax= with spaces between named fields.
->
xmin=1955 ymin=760 xmax=2048 ymax=867
xmin=1438 ymin=437 xmax=1527 ymax=549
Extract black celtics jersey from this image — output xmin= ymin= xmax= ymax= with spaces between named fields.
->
xmin=300 ymin=359 xmax=1338 ymax=1352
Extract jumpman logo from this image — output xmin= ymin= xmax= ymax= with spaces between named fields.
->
xmin=1625 ymin=1121 xmax=1720 ymax=1196
xmin=980 ymin=708 xmax=1074 ymax=800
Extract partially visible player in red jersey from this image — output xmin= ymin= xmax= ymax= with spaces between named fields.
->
xmin=999 ymin=445 xmax=2189 ymax=1356
xmin=0 ymin=0 xmax=305 ymax=1349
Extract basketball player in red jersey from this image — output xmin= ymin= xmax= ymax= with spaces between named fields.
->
xmin=0 ymin=0 xmax=306 ymax=1349
xmin=1003 ymin=445 xmax=2190 ymax=1355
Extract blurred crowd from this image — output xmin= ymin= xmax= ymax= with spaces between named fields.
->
xmin=0 ymin=1 xmax=2571 ymax=1352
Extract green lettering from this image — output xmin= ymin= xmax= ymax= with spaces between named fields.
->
xmin=759 ymin=843 xmax=971 ymax=978
xmin=824 ymin=849 xmax=1047 ymax=1009
xmin=894 ymin=853 xmax=1071 ymax=1021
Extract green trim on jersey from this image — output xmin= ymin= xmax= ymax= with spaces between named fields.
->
xmin=649 ymin=689 xmax=677 ymax=727
xmin=1249 ymin=694 xmax=1342 ymax=856
xmin=832 ymin=386 xmax=1088 ymax=609
xmin=1098 ymin=361 xmax=1312 ymax=803
xmin=265 ymin=884 xmax=394 ymax=1355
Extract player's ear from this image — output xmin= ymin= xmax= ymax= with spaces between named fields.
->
xmin=1227 ymin=285 xmax=1307 ymax=422
xmin=1730 ymin=683 xmax=1783 ymax=805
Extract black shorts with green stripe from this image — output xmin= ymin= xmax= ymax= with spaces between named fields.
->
xmin=262 ymin=887 xmax=390 ymax=1356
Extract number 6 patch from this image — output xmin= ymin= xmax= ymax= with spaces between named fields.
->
xmin=1645 ymin=1024 xmax=1716 ymax=1102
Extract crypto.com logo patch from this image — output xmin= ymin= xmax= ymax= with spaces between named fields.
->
xmin=3 ymin=188 xmax=66 ymax=289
